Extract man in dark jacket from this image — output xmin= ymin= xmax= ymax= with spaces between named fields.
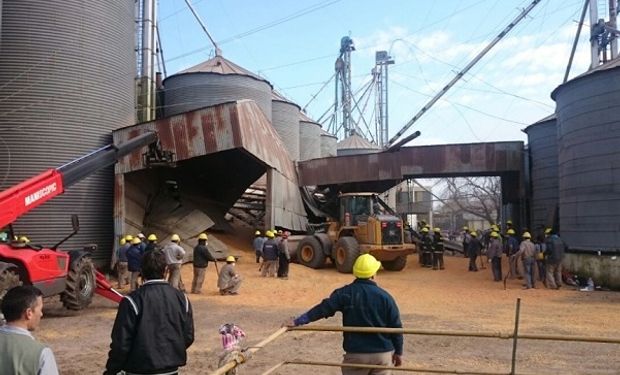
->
xmin=467 ymin=231 xmax=482 ymax=272
xmin=261 ymin=231 xmax=279 ymax=277
xmin=191 ymin=233 xmax=216 ymax=294
xmin=126 ymin=237 xmax=144 ymax=291
xmin=286 ymin=254 xmax=403 ymax=374
xmin=105 ymin=249 xmax=194 ymax=375
xmin=432 ymin=228 xmax=445 ymax=270
xmin=544 ymin=228 xmax=567 ymax=290
xmin=419 ymin=227 xmax=433 ymax=267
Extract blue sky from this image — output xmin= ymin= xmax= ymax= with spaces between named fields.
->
xmin=158 ymin=0 xmax=593 ymax=146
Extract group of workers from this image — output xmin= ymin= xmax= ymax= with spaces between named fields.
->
xmin=417 ymin=226 xmax=446 ymax=270
xmin=462 ymin=222 xmax=568 ymax=289
xmin=253 ymin=229 xmax=291 ymax=279
xmin=115 ymin=231 xmax=242 ymax=296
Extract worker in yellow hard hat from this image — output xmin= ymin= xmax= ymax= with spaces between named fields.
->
xmin=261 ymin=230 xmax=279 ymax=277
xmin=253 ymin=229 xmax=266 ymax=266
xmin=467 ymin=231 xmax=482 ymax=272
xmin=116 ymin=235 xmax=131 ymax=289
xmin=191 ymin=233 xmax=215 ymax=294
xmin=286 ymin=253 xmax=404 ymax=369
xmin=218 ymin=255 xmax=242 ymax=295
xmin=462 ymin=226 xmax=471 ymax=258
xmin=432 ymin=228 xmax=445 ymax=270
xmin=145 ymin=234 xmax=159 ymax=253
xmin=127 ymin=237 xmax=144 ymax=291
xmin=505 ymin=228 xmax=521 ymax=280
xmin=487 ymin=231 xmax=503 ymax=281
xmin=163 ymin=234 xmax=186 ymax=291
xmin=419 ymin=227 xmax=433 ymax=268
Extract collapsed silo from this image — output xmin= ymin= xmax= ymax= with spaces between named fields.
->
xmin=0 ymin=0 xmax=135 ymax=264
xmin=299 ymin=112 xmax=321 ymax=160
xmin=552 ymin=60 xmax=620 ymax=288
xmin=523 ymin=114 xmax=558 ymax=233
xmin=163 ymin=55 xmax=273 ymax=120
xmin=337 ymin=132 xmax=380 ymax=156
xmin=320 ymin=130 xmax=338 ymax=157
xmin=271 ymin=91 xmax=300 ymax=161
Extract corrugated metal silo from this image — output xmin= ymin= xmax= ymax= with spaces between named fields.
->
xmin=163 ymin=55 xmax=273 ymax=121
xmin=523 ymin=114 xmax=558 ymax=232
xmin=299 ymin=112 xmax=321 ymax=161
xmin=551 ymin=60 xmax=620 ymax=252
xmin=337 ymin=133 xmax=380 ymax=156
xmin=320 ymin=130 xmax=337 ymax=157
xmin=271 ymin=91 xmax=300 ymax=161
xmin=0 ymin=0 xmax=135 ymax=264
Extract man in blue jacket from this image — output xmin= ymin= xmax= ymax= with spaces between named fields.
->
xmin=286 ymin=254 xmax=403 ymax=374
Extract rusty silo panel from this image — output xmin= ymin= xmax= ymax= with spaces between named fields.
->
xmin=272 ymin=99 xmax=300 ymax=161
xmin=0 ymin=0 xmax=135 ymax=264
xmin=163 ymin=73 xmax=272 ymax=121
xmin=524 ymin=115 xmax=558 ymax=232
xmin=299 ymin=119 xmax=321 ymax=161
xmin=553 ymin=65 xmax=620 ymax=252
xmin=320 ymin=131 xmax=337 ymax=157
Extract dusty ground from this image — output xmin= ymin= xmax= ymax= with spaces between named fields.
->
xmin=38 ymin=229 xmax=620 ymax=375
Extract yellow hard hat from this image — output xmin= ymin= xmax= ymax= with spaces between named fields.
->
xmin=198 ymin=233 xmax=208 ymax=240
xmin=506 ymin=220 xmax=513 ymax=225
xmin=424 ymin=224 xmax=430 ymax=228
xmin=147 ymin=234 xmax=157 ymax=241
xmin=470 ymin=231 xmax=477 ymax=237
xmin=19 ymin=236 xmax=30 ymax=244
xmin=353 ymin=254 xmax=382 ymax=279
xmin=226 ymin=255 xmax=236 ymax=262
xmin=421 ymin=227 xmax=429 ymax=233
xmin=125 ymin=234 xmax=134 ymax=242
xmin=433 ymin=227 xmax=441 ymax=233
xmin=491 ymin=225 xmax=499 ymax=232
xmin=254 ymin=230 xmax=261 ymax=236
xmin=171 ymin=234 xmax=180 ymax=242
xmin=490 ymin=231 xmax=499 ymax=238
xmin=522 ymin=231 xmax=531 ymax=239
xmin=545 ymin=227 xmax=552 ymax=235
xmin=266 ymin=230 xmax=275 ymax=238
xmin=507 ymin=229 xmax=516 ymax=235
xmin=463 ymin=226 xmax=469 ymax=231
xmin=120 ymin=238 xmax=126 ymax=245
xmin=131 ymin=237 xmax=142 ymax=245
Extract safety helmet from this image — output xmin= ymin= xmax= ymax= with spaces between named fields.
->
xmin=421 ymin=227 xmax=429 ymax=233
xmin=522 ymin=231 xmax=531 ymax=239
xmin=171 ymin=234 xmax=180 ymax=242
xmin=198 ymin=233 xmax=208 ymax=240
xmin=266 ymin=230 xmax=275 ymax=238
xmin=226 ymin=255 xmax=236 ymax=263
xmin=352 ymin=254 xmax=382 ymax=279
xmin=507 ymin=229 xmax=516 ymax=235
xmin=147 ymin=234 xmax=158 ymax=241
xmin=470 ymin=231 xmax=477 ymax=237
xmin=131 ymin=237 xmax=142 ymax=245
xmin=424 ymin=224 xmax=430 ymax=229
xmin=545 ymin=227 xmax=552 ymax=235
xmin=490 ymin=231 xmax=499 ymax=238
xmin=463 ymin=226 xmax=469 ymax=231
xmin=19 ymin=236 xmax=30 ymax=244
xmin=137 ymin=233 xmax=146 ymax=239
xmin=433 ymin=227 xmax=441 ymax=233
xmin=506 ymin=220 xmax=513 ymax=225
xmin=120 ymin=238 xmax=126 ymax=245
xmin=254 ymin=230 xmax=261 ymax=236
xmin=125 ymin=234 xmax=134 ymax=242
xmin=491 ymin=225 xmax=499 ymax=232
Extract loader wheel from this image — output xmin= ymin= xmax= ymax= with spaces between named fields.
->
xmin=0 ymin=268 xmax=22 ymax=324
xmin=297 ymin=236 xmax=325 ymax=269
xmin=334 ymin=237 xmax=359 ymax=274
xmin=61 ymin=256 xmax=95 ymax=311
xmin=382 ymin=255 xmax=408 ymax=271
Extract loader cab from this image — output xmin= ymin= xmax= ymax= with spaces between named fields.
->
xmin=339 ymin=193 xmax=395 ymax=226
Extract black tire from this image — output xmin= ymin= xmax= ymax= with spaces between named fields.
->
xmin=61 ymin=256 xmax=96 ymax=311
xmin=382 ymin=255 xmax=408 ymax=271
xmin=334 ymin=237 xmax=359 ymax=273
xmin=0 ymin=268 xmax=22 ymax=324
xmin=297 ymin=236 xmax=325 ymax=269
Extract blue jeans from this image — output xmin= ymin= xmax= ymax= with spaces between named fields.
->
xmin=523 ymin=257 xmax=535 ymax=288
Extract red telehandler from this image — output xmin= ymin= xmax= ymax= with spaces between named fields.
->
xmin=0 ymin=132 xmax=159 ymax=314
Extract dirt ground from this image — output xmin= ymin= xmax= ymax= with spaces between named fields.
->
xmin=37 ymin=229 xmax=620 ymax=375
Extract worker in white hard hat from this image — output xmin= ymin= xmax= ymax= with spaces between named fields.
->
xmin=162 ymin=234 xmax=186 ymax=291
xmin=218 ymin=256 xmax=242 ymax=295
xmin=191 ymin=233 xmax=216 ymax=294
xmin=286 ymin=254 xmax=404 ymax=373
xmin=515 ymin=232 xmax=537 ymax=289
